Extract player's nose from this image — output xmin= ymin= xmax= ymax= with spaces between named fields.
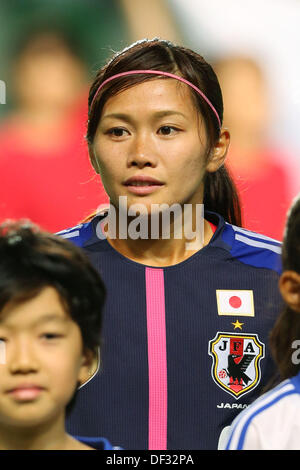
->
xmin=127 ymin=132 xmax=158 ymax=169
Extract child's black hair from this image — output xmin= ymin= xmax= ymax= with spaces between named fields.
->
xmin=0 ymin=220 xmax=106 ymax=353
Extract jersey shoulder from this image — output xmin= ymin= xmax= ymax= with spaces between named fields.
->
xmin=220 ymin=222 xmax=282 ymax=274
xmin=74 ymin=435 xmax=122 ymax=450
xmin=56 ymin=213 xmax=283 ymax=275
xmin=225 ymin=374 xmax=300 ymax=449
xmin=55 ymin=215 xmax=104 ymax=248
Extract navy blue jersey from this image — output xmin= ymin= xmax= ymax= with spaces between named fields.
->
xmin=58 ymin=211 xmax=283 ymax=450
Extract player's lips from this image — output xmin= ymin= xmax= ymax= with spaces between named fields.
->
xmin=7 ymin=384 xmax=45 ymax=401
xmin=123 ymin=175 xmax=164 ymax=195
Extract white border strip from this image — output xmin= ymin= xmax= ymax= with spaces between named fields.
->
xmin=235 ymin=234 xmax=282 ymax=254
xmin=231 ymin=224 xmax=281 ymax=245
xmin=59 ymin=230 xmax=80 ymax=239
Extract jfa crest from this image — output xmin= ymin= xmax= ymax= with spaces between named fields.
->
xmin=208 ymin=332 xmax=265 ymax=399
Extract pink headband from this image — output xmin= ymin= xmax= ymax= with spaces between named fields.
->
xmin=90 ymin=69 xmax=221 ymax=128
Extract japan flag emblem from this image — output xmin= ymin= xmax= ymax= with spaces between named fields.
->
xmin=216 ymin=290 xmax=254 ymax=317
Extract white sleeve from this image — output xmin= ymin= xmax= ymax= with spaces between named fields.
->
xmin=218 ymin=426 xmax=231 ymax=450
xmin=225 ymin=420 xmax=266 ymax=450
xmin=239 ymin=422 xmax=265 ymax=450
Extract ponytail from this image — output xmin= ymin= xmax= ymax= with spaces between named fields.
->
xmin=203 ymin=165 xmax=242 ymax=226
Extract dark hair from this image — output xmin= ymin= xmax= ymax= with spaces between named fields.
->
xmin=86 ymin=38 xmax=242 ymax=226
xmin=0 ymin=220 xmax=106 ymax=353
xmin=269 ymin=195 xmax=300 ymax=380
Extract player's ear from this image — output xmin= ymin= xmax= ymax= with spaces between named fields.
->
xmin=279 ymin=270 xmax=300 ymax=313
xmin=206 ymin=128 xmax=230 ymax=173
xmin=77 ymin=347 xmax=100 ymax=387
xmin=88 ymin=145 xmax=101 ymax=175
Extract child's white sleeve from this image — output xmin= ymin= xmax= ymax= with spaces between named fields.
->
xmin=224 ymin=419 xmax=266 ymax=450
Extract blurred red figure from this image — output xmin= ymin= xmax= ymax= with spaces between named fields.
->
xmin=0 ymin=29 xmax=108 ymax=232
xmin=214 ymin=56 xmax=292 ymax=240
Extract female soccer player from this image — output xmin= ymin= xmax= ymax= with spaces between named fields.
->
xmin=0 ymin=221 xmax=118 ymax=450
xmin=224 ymin=194 xmax=300 ymax=450
xmin=60 ymin=39 xmax=283 ymax=450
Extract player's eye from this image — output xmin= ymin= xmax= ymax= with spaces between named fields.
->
xmin=158 ymin=126 xmax=180 ymax=136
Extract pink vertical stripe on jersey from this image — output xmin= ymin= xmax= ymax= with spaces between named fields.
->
xmin=145 ymin=267 xmax=168 ymax=450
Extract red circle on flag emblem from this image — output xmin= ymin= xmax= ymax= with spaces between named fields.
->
xmin=229 ymin=295 xmax=242 ymax=308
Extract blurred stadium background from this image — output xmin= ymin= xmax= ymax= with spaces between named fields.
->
xmin=0 ymin=0 xmax=298 ymax=239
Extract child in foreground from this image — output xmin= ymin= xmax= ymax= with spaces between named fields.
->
xmin=0 ymin=221 xmax=117 ymax=450
xmin=224 ymin=194 xmax=300 ymax=450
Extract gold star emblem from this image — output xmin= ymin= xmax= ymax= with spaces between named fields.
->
xmin=232 ymin=319 xmax=244 ymax=330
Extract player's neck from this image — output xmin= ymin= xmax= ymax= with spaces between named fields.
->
xmin=106 ymin=218 xmax=214 ymax=267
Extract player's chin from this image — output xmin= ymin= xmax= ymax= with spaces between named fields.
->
xmin=117 ymin=194 xmax=162 ymax=213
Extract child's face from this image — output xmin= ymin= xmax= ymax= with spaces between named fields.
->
xmin=0 ymin=286 xmax=92 ymax=428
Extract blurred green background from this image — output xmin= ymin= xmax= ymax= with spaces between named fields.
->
xmin=0 ymin=0 xmax=128 ymax=117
